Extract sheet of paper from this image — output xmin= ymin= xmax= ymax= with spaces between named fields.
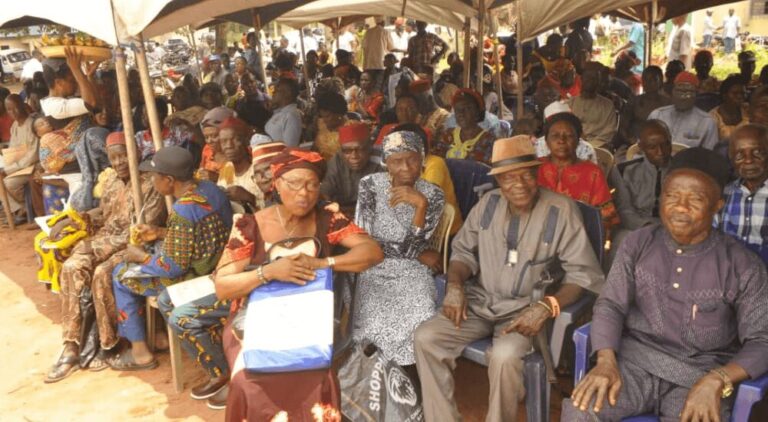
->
xmin=165 ymin=275 xmax=217 ymax=307
xmin=244 ymin=290 xmax=334 ymax=351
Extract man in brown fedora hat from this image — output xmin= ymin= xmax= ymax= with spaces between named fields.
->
xmin=414 ymin=136 xmax=604 ymax=422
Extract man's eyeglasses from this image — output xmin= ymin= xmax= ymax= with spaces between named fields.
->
xmin=280 ymin=177 xmax=321 ymax=192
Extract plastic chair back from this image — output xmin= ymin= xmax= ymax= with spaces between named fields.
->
xmin=444 ymin=158 xmax=495 ymax=221
xmin=427 ymin=204 xmax=456 ymax=272
xmin=594 ymin=147 xmax=615 ymax=176
xmin=575 ymin=202 xmax=605 ymax=264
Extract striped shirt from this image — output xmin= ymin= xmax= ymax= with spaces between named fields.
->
xmin=718 ymin=179 xmax=768 ymax=264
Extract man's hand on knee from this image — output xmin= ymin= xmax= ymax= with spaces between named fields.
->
xmin=441 ymin=280 xmax=467 ymax=328
xmin=502 ymin=304 xmax=550 ymax=337
xmin=571 ymin=349 xmax=623 ymax=414
xmin=680 ymin=373 xmax=724 ymax=422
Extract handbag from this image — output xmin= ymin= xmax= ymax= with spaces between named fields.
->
xmin=338 ymin=343 xmax=424 ymax=422
xmin=231 ymin=237 xmax=322 ymax=340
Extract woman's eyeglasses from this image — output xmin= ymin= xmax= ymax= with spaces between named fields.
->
xmin=280 ymin=177 xmax=321 ymax=192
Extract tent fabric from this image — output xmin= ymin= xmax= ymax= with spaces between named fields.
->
xmin=142 ymin=0 xmax=298 ymax=38
xmin=0 ymin=0 xmax=174 ymax=45
xmin=276 ymin=0 xmax=476 ymax=30
xmin=613 ymin=0 xmax=744 ymax=24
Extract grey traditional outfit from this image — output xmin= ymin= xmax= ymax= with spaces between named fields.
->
xmin=614 ymin=157 xmax=668 ymax=230
xmin=320 ymin=154 xmax=380 ymax=216
xmin=563 ymin=226 xmax=768 ymax=421
xmin=647 ymin=105 xmax=719 ymax=150
xmin=568 ymin=95 xmax=617 ymax=146
xmin=415 ymin=188 xmax=604 ymax=422
xmin=352 ymin=130 xmax=445 ymax=366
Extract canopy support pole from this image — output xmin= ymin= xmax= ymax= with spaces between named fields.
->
xmin=476 ymin=0 xmax=486 ymax=94
xmin=463 ymin=17 xmax=471 ymax=88
xmin=252 ymin=9 xmax=268 ymax=87
xmin=648 ymin=0 xmax=657 ymax=67
xmin=401 ymin=0 xmax=408 ymax=18
xmin=136 ymin=35 xmax=174 ymax=211
xmin=299 ymin=26 xmax=312 ymax=96
xmin=188 ymin=25 xmax=203 ymax=84
xmin=113 ymin=46 xmax=144 ymax=223
xmin=492 ymin=20 xmax=503 ymax=119
xmin=516 ymin=1 xmax=524 ymax=119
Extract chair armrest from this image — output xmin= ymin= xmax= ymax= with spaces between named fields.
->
xmin=434 ymin=275 xmax=446 ymax=308
xmin=573 ymin=323 xmax=592 ymax=386
xmin=732 ymin=372 xmax=768 ymax=422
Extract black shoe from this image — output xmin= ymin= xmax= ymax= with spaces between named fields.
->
xmin=206 ymin=385 xmax=229 ymax=410
xmin=190 ymin=375 xmax=228 ymax=400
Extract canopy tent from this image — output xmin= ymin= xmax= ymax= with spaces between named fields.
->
xmin=613 ymin=0 xmax=745 ymax=24
xmin=0 ymin=0 xmax=174 ymax=45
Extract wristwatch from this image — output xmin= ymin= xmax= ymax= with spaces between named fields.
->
xmin=710 ymin=368 xmax=734 ymax=398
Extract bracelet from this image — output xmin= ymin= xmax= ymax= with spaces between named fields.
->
xmin=255 ymin=265 xmax=268 ymax=285
xmin=544 ymin=295 xmax=561 ymax=318
xmin=326 ymin=257 xmax=336 ymax=268
xmin=141 ymin=253 xmax=152 ymax=265
xmin=535 ymin=300 xmax=553 ymax=316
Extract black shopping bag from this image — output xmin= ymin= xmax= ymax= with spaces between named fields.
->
xmin=338 ymin=343 xmax=423 ymax=422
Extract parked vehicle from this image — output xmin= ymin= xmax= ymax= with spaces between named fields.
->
xmin=0 ymin=48 xmax=32 ymax=81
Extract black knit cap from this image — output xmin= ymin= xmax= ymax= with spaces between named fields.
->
xmin=668 ymin=147 xmax=731 ymax=193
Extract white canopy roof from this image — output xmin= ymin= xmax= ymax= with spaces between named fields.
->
xmin=0 ymin=0 xmax=174 ymax=45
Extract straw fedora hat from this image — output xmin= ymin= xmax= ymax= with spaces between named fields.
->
xmin=487 ymin=135 xmax=542 ymax=176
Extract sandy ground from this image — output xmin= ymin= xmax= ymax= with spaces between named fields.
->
xmin=0 ymin=223 xmax=566 ymax=421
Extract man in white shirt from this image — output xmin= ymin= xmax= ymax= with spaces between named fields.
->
xmin=702 ymin=10 xmax=715 ymax=48
xmin=20 ymin=51 xmax=43 ymax=82
xmin=666 ymin=15 xmax=692 ymax=70
xmin=40 ymin=49 xmax=99 ymax=124
xmin=721 ymin=8 xmax=741 ymax=54
xmin=391 ymin=18 xmax=413 ymax=61
xmin=338 ymin=26 xmax=358 ymax=56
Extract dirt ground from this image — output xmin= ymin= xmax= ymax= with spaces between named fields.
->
xmin=0 ymin=223 xmax=567 ymax=421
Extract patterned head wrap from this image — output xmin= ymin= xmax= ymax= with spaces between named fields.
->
xmin=382 ymin=130 xmax=424 ymax=162
xmin=270 ymin=148 xmax=327 ymax=180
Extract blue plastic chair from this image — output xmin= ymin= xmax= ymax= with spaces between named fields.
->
xmin=435 ymin=201 xmax=605 ymax=422
xmin=573 ymin=323 xmax=768 ymax=422
xmin=444 ymin=158 xmax=495 ymax=221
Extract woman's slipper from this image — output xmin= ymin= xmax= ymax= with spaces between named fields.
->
xmin=108 ymin=349 xmax=159 ymax=371
xmin=44 ymin=353 xmax=80 ymax=383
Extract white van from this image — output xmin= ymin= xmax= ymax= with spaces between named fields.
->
xmin=0 ymin=48 xmax=32 ymax=80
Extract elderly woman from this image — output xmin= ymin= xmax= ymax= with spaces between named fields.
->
xmin=710 ymin=75 xmax=749 ymax=143
xmin=432 ymin=89 xmax=496 ymax=164
xmin=537 ymin=112 xmax=620 ymax=233
xmin=213 ymin=148 xmax=383 ymax=419
xmin=354 ymin=130 xmax=446 ymax=374
xmin=216 ymin=117 xmax=262 ymax=213
xmin=198 ymin=106 xmax=235 ymax=182
xmin=314 ymin=91 xmax=349 ymax=161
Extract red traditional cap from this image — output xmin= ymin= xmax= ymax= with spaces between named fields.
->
xmin=452 ymin=88 xmax=485 ymax=110
xmin=674 ymin=71 xmax=700 ymax=88
xmin=339 ymin=122 xmax=371 ymax=145
xmin=409 ymin=79 xmax=432 ymax=94
xmin=106 ymin=132 xmax=126 ymax=147
xmin=251 ymin=142 xmax=286 ymax=166
xmin=219 ymin=117 xmax=253 ymax=138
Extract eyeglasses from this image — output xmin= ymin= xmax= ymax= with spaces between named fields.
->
xmin=279 ymin=176 xmax=321 ymax=192
xmin=673 ymin=88 xmax=696 ymax=99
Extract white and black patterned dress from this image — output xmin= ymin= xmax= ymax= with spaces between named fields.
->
xmin=353 ymin=172 xmax=445 ymax=365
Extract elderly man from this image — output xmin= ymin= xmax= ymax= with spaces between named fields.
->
xmin=45 ymin=133 xmax=166 ymax=382
xmin=320 ymin=122 xmax=380 ymax=217
xmin=718 ymin=124 xmax=768 ymax=265
xmin=1 ymin=94 xmax=40 ymax=221
xmin=648 ymin=72 xmax=719 ymax=150
xmin=568 ymin=62 xmax=617 ymax=147
xmin=615 ymin=119 xmax=673 ymax=231
xmin=565 ymin=147 xmax=768 ymax=422
xmin=414 ymin=136 xmax=604 ymax=422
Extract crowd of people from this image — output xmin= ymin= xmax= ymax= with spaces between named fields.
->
xmin=1 ymin=12 xmax=768 ymax=422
